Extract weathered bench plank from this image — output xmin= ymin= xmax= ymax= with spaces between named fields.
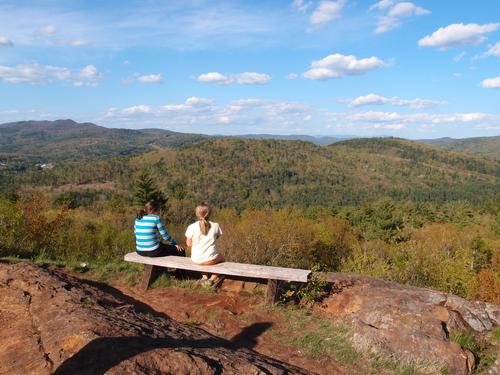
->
xmin=124 ymin=252 xmax=310 ymax=282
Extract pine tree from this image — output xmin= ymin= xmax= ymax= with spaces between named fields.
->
xmin=133 ymin=170 xmax=166 ymax=207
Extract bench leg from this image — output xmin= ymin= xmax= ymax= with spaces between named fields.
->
xmin=142 ymin=265 xmax=161 ymax=290
xmin=265 ymin=279 xmax=279 ymax=306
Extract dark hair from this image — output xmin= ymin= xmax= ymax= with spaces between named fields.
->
xmin=137 ymin=201 xmax=161 ymax=219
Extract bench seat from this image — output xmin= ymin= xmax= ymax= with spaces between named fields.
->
xmin=124 ymin=252 xmax=310 ymax=282
xmin=124 ymin=252 xmax=311 ymax=305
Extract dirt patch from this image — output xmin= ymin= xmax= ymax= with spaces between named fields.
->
xmin=113 ymin=280 xmax=346 ymax=375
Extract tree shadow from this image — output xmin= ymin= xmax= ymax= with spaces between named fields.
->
xmin=230 ymin=322 xmax=273 ymax=349
xmin=54 ymin=322 xmax=274 ymax=375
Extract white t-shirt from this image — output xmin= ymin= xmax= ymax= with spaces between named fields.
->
xmin=185 ymin=221 xmax=222 ymax=264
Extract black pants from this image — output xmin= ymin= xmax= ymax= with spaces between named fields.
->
xmin=137 ymin=243 xmax=185 ymax=258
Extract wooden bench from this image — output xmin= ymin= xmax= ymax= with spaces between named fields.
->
xmin=124 ymin=252 xmax=311 ymax=305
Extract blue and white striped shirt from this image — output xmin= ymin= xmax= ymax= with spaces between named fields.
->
xmin=134 ymin=214 xmax=177 ymax=252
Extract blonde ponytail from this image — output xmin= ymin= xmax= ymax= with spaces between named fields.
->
xmin=196 ymin=202 xmax=211 ymax=235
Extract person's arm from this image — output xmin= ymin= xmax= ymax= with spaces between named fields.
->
xmin=157 ymin=217 xmax=177 ymax=245
xmin=185 ymin=224 xmax=193 ymax=247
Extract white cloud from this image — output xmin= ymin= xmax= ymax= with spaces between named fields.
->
xmin=372 ymin=123 xmax=405 ymax=130
xmin=37 ymin=25 xmax=57 ymax=37
xmin=287 ymin=73 xmax=299 ymax=80
xmin=310 ymin=0 xmax=345 ymax=26
xmin=0 ymin=63 xmax=101 ymax=86
xmin=303 ymin=53 xmax=385 ymax=80
xmin=292 ymin=0 xmax=312 ymax=12
xmin=348 ymin=93 xmax=443 ymax=109
xmin=431 ymin=112 xmax=487 ymax=123
xmin=372 ymin=1 xmax=430 ymax=34
xmin=485 ymin=41 xmax=500 ymax=57
xmin=0 ymin=35 xmax=13 ymax=47
xmin=238 ymin=72 xmax=271 ymax=84
xmin=33 ymin=24 xmax=88 ymax=47
xmin=217 ymin=116 xmax=231 ymax=124
xmin=346 ymin=110 xmax=491 ymax=124
xmin=418 ymin=23 xmax=500 ymax=49
xmin=103 ymin=97 xmax=311 ymax=132
xmin=369 ymin=0 xmax=394 ymax=11
xmin=197 ymin=71 xmax=271 ymax=85
xmin=350 ymin=93 xmax=389 ymax=106
xmin=122 ymin=105 xmax=152 ymax=115
xmin=137 ymin=73 xmax=163 ymax=84
xmin=185 ymin=97 xmax=213 ymax=106
xmin=387 ymin=2 xmax=429 ymax=18
xmin=101 ymin=97 xmax=500 ymax=136
xmin=481 ymin=76 xmax=500 ymax=89
xmin=453 ymin=51 xmax=466 ymax=62
xmin=198 ymin=72 xmax=230 ymax=84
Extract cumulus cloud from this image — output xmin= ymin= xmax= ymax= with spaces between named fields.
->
xmin=310 ymin=0 xmax=345 ymax=26
xmin=122 ymin=105 xmax=152 ymax=115
xmin=481 ymin=76 xmax=500 ymax=88
xmin=348 ymin=93 xmax=443 ymax=109
xmin=346 ymin=110 xmax=491 ymax=124
xmin=0 ymin=35 xmax=13 ymax=47
xmin=185 ymin=97 xmax=213 ymax=106
xmin=197 ymin=71 xmax=271 ymax=85
xmin=303 ymin=53 xmax=385 ymax=80
xmin=371 ymin=1 xmax=430 ymax=34
xmin=101 ymin=96 xmax=500 ymax=135
xmin=287 ymin=73 xmax=299 ymax=80
xmin=418 ymin=23 xmax=500 ymax=49
xmin=137 ymin=73 xmax=163 ymax=84
xmin=0 ymin=63 xmax=101 ymax=86
xmin=103 ymin=97 xmax=311 ymax=133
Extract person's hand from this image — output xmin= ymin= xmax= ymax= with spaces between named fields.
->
xmin=175 ymin=245 xmax=184 ymax=253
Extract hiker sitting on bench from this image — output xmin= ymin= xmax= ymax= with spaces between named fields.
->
xmin=134 ymin=201 xmax=185 ymax=257
xmin=185 ymin=202 xmax=224 ymax=286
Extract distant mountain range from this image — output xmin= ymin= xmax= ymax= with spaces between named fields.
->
xmin=236 ymin=134 xmax=357 ymax=145
xmin=419 ymin=136 xmax=500 ymax=159
xmin=0 ymin=119 xmax=210 ymax=161
xmin=0 ymin=119 xmax=498 ymax=162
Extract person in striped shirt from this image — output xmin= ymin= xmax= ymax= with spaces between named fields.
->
xmin=135 ymin=201 xmax=185 ymax=257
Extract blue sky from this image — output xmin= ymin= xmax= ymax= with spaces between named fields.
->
xmin=0 ymin=0 xmax=499 ymax=138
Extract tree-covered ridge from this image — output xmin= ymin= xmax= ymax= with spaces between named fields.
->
xmin=0 ymin=119 xmax=211 ymax=162
xmin=420 ymin=135 xmax=500 ymax=159
xmin=13 ymin=137 xmax=499 ymax=209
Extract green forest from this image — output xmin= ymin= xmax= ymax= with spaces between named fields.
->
xmin=0 ymin=122 xmax=498 ymax=304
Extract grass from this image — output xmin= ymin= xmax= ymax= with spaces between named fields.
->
xmin=449 ymin=330 xmax=497 ymax=373
xmin=274 ymin=307 xmax=360 ymax=365
xmin=492 ymin=326 xmax=500 ymax=342
xmin=274 ymin=306 xmax=429 ymax=375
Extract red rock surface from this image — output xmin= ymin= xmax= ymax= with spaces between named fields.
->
xmin=0 ymin=263 xmax=309 ymax=375
xmin=319 ymin=272 xmax=500 ymax=374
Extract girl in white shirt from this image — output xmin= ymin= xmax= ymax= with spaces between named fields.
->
xmin=185 ymin=202 xmax=224 ymax=286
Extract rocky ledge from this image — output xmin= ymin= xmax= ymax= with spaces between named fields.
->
xmin=0 ymin=263 xmax=308 ymax=375
xmin=320 ymin=272 xmax=499 ymax=374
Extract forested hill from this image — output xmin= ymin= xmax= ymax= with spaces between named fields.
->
xmin=237 ymin=134 xmax=351 ymax=145
xmin=0 ymin=119 xmax=210 ymax=161
xmin=21 ymin=137 xmax=499 ymax=208
xmin=419 ymin=135 xmax=500 ymax=159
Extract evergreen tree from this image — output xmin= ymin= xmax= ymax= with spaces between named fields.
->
xmin=133 ymin=170 xmax=166 ymax=207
